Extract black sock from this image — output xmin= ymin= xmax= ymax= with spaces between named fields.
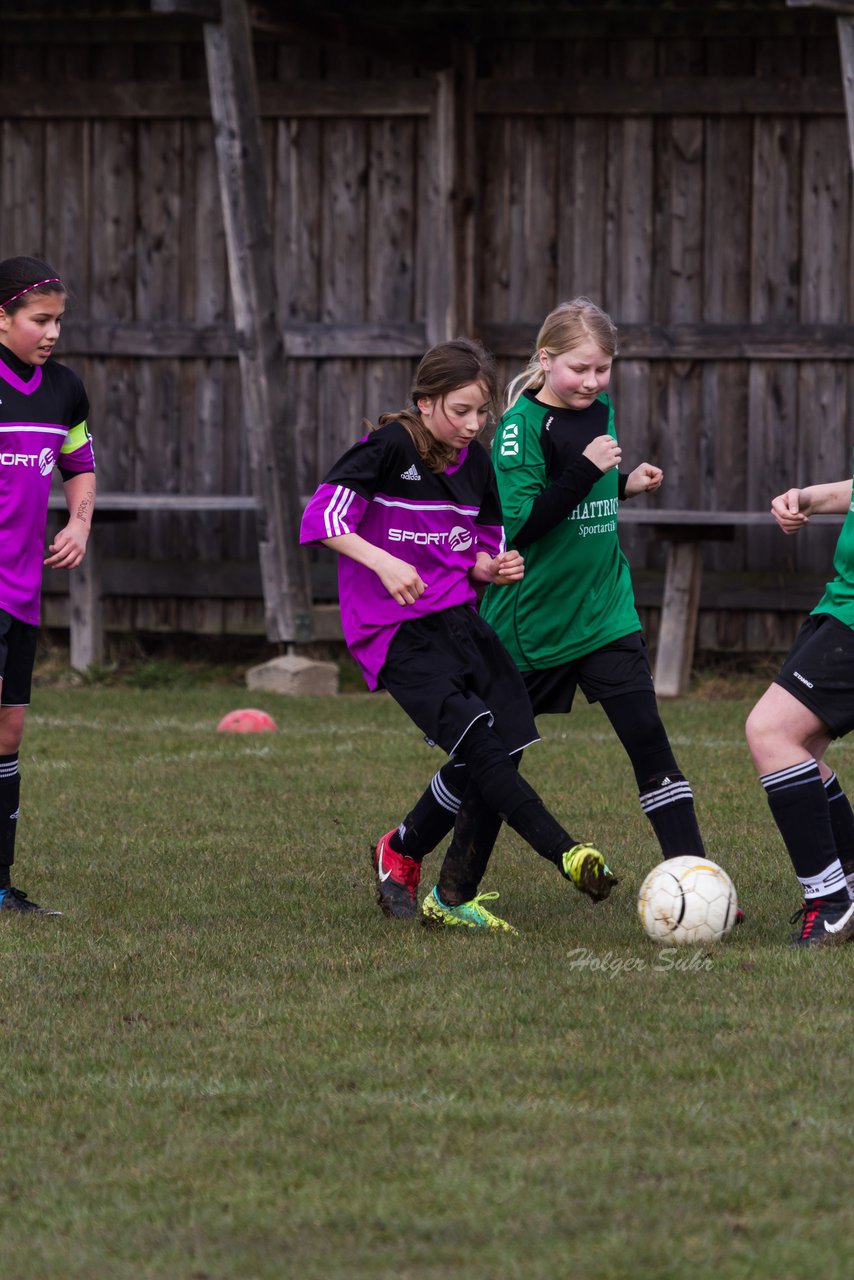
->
xmin=639 ymin=770 xmax=705 ymax=858
xmin=0 ymin=754 xmax=19 ymax=891
xmin=392 ymin=761 xmax=466 ymax=860
xmin=436 ymin=786 xmax=504 ymax=907
xmin=455 ymin=722 xmax=573 ymax=867
xmin=824 ymin=772 xmax=854 ymax=896
xmin=761 ymin=759 xmax=847 ymax=901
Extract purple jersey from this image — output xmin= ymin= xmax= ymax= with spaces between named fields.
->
xmin=300 ymin=421 xmax=505 ymax=689
xmin=0 ymin=351 xmax=94 ymax=625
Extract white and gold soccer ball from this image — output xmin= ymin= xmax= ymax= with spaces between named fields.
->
xmin=637 ymin=856 xmax=738 ymax=946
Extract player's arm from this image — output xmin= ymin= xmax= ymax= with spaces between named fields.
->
xmin=321 ymin=531 xmax=426 ymax=606
xmin=45 ymin=470 xmax=96 ymax=570
xmin=623 ymin=463 xmax=664 ymax=498
xmin=771 ymin=480 xmax=852 ymax=534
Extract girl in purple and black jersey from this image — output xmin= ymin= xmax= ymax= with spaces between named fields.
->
xmin=300 ymin=338 xmax=617 ymax=932
xmin=0 ymin=256 xmax=96 ymax=916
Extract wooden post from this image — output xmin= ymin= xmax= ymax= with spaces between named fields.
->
xmin=839 ymin=16 xmax=854 ymax=171
xmin=653 ymin=542 xmax=703 ymax=699
xmin=69 ymin=539 xmax=103 ymax=671
xmin=202 ymin=0 xmax=312 ymax=642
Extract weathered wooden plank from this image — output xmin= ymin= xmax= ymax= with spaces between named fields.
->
xmin=3 ymin=75 xmax=844 ymax=121
xmin=606 ymin=116 xmax=655 ymax=320
xmin=367 ymin=118 xmax=416 ymax=326
xmin=315 ymin=84 xmax=369 ymax=469
xmin=425 ymin=70 xmax=458 ymax=344
xmin=0 ymin=10 xmax=839 ymax=44
xmin=44 ymin=120 xmax=89 ymax=301
xmin=1 ymin=119 xmax=44 ymax=252
xmin=473 ymin=114 xmax=511 ymax=328
xmin=0 ymin=79 xmax=434 ymax=119
xmin=479 ymin=322 xmax=854 ymax=359
xmin=268 ymin=44 xmax=325 ymax=503
xmin=656 ymin=119 xmax=704 ymax=323
xmin=505 ymin=111 xmax=559 ymax=324
xmin=838 ymin=16 xmax=854 ymax=169
xmin=746 ymin=35 xmax=804 ymax=623
xmin=475 ymin=76 xmax=844 ymax=116
xmin=555 ymin=117 xmax=607 ymax=302
xmin=701 ymin=84 xmax=753 ymax=599
xmin=801 ymin=118 xmax=850 ymax=320
xmin=788 ymin=0 xmax=854 ymax=12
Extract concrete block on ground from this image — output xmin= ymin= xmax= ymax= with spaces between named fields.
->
xmin=245 ymin=653 xmax=339 ymax=696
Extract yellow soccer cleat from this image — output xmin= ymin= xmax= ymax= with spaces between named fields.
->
xmin=420 ymin=886 xmax=518 ymax=933
xmin=561 ymin=843 xmax=619 ymax=903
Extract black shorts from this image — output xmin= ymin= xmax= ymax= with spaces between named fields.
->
xmin=380 ymin=605 xmax=540 ymax=756
xmin=0 ymin=610 xmax=37 ymax=707
xmin=775 ymin=612 xmax=854 ymax=737
xmin=523 ymin=631 xmax=654 ymax=716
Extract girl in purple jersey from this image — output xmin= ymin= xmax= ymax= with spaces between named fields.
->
xmin=300 ymin=338 xmax=617 ymax=931
xmin=0 ymin=256 xmax=96 ymax=916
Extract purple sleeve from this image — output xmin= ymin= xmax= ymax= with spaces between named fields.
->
xmin=300 ymin=483 xmax=370 ymax=544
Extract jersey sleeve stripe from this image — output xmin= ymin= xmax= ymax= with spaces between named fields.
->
xmin=324 ymin=485 xmax=357 ymax=537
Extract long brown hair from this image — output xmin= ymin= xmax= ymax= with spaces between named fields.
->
xmin=505 ymin=298 xmax=618 ymax=409
xmin=369 ymin=337 xmax=499 ymax=473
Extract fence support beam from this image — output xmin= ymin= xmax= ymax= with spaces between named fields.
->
xmin=203 ymin=0 xmax=312 ymax=643
xmin=839 ymin=16 xmax=854 ymax=171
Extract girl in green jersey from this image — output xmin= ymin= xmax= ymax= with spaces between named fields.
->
xmin=746 ymin=479 xmax=854 ymax=945
xmin=480 ymin=299 xmax=707 ymax=864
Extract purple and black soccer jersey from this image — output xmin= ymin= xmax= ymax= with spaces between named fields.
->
xmin=0 ymin=348 xmax=94 ymax=625
xmin=300 ymin=422 xmax=505 ymax=689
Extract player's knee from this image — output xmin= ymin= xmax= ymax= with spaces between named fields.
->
xmin=745 ymin=703 xmax=785 ymax=764
xmin=0 ymin=706 xmax=25 ymax=753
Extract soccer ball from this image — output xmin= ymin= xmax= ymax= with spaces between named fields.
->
xmin=217 ymin=708 xmax=278 ymax=733
xmin=637 ymin=856 xmax=738 ymax=946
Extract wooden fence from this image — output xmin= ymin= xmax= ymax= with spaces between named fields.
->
xmin=3 ymin=1 xmax=853 ymax=654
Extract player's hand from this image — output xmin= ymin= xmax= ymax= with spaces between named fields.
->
xmin=485 ymin=549 xmax=524 ymax=586
xmin=44 ymin=523 xmax=89 ymax=569
xmin=624 ymin=462 xmax=663 ymax=497
xmin=583 ymin=434 xmax=621 ymax=473
xmin=376 ymin=554 xmax=427 ymax=605
xmin=771 ymin=488 xmax=809 ymax=535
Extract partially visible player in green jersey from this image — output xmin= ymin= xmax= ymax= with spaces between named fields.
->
xmin=480 ymin=298 xmax=707 ymax=863
xmin=746 ymin=476 xmax=854 ymax=945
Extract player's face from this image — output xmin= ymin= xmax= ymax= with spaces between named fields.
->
xmin=417 ymin=380 xmax=491 ymax=449
xmin=0 ymin=292 xmax=66 ymax=366
xmin=538 ymin=340 xmax=612 ymax=410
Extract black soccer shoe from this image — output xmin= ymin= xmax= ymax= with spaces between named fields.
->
xmin=0 ymin=887 xmax=62 ymax=917
xmin=789 ymin=897 xmax=854 ymax=947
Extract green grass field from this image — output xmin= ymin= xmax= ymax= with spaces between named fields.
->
xmin=5 ymin=671 xmax=853 ymax=1279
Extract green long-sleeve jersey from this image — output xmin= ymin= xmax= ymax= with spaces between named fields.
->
xmin=813 ymin=460 xmax=854 ymax=628
xmin=480 ymin=389 xmax=640 ymax=671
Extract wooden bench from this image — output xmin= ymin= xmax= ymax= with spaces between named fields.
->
xmin=620 ymin=508 xmax=844 ymax=696
xmin=47 ymin=492 xmax=259 ymax=669
xmin=44 ymin=496 xmax=845 ymax=692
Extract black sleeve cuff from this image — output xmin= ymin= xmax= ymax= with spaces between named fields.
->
xmin=514 ymin=455 xmax=603 ymax=549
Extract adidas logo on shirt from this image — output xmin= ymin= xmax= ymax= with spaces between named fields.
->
xmin=400 ymin=464 xmax=421 ymax=481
